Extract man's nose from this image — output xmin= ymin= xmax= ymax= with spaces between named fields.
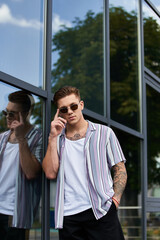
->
xmin=68 ymin=106 xmax=73 ymax=114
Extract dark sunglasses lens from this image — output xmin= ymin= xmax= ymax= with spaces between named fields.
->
xmin=71 ymin=104 xmax=78 ymax=111
xmin=60 ymin=107 xmax=68 ymax=114
xmin=2 ymin=110 xmax=7 ymax=116
xmin=2 ymin=110 xmax=14 ymax=118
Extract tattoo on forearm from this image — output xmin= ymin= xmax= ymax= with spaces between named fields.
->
xmin=112 ymin=162 xmax=127 ymax=201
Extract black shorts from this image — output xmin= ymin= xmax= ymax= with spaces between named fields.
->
xmin=0 ymin=214 xmax=27 ymax=240
xmin=59 ymin=202 xmax=125 ymax=240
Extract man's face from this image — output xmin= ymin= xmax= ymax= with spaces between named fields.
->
xmin=4 ymin=102 xmax=24 ymax=128
xmin=57 ymin=94 xmax=84 ymax=125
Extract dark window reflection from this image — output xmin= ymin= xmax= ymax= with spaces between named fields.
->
xmin=110 ymin=1 xmax=140 ymax=131
xmin=0 ymin=82 xmax=43 ymax=239
xmin=112 ymin=127 xmax=141 ymax=239
xmin=147 ymin=85 xmax=160 ymax=197
xmin=143 ymin=1 xmax=160 ymax=78
xmin=52 ymin=0 xmax=104 ymax=115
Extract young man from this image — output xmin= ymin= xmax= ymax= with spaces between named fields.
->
xmin=43 ymin=86 xmax=127 ymax=240
xmin=0 ymin=91 xmax=42 ymax=240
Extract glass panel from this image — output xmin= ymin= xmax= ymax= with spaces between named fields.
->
xmin=0 ymin=81 xmax=43 ymax=240
xmin=110 ymin=0 xmax=140 ymax=130
xmin=147 ymin=85 xmax=160 ymax=197
xmin=150 ymin=0 xmax=160 ymax=11
xmin=51 ymin=0 xmax=104 ymax=115
xmin=147 ymin=212 xmax=160 ymax=239
xmin=0 ymin=1 xmax=44 ymax=87
xmin=143 ymin=1 xmax=160 ymax=78
xmin=113 ymin=128 xmax=142 ymax=239
xmin=50 ymin=180 xmax=58 ymax=240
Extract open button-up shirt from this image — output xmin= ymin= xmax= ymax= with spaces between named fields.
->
xmin=55 ymin=120 xmax=126 ymax=229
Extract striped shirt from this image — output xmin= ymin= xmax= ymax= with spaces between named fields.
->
xmin=55 ymin=120 xmax=126 ymax=229
xmin=0 ymin=126 xmax=42 ymax=229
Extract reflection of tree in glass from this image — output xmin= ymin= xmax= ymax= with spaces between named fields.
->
xmin=144 ymin=16 xmax=160 ymax=78
xmin=110 ymin=6 xmax=140 ymax=130
xmin=31 ymin=98 xmax=43 ymax=127
xmin=52 ymin=10 xmax=104 ymax=115
xmin=52 ymin=6 xmax=160 ymax=129
xmin=147 ymin=86 xmax=160 ymax=189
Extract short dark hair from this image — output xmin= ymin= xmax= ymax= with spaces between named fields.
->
xmin=8 ymin=91 xmax=35 ymax=112
xmin=53 ymin=86 xmax=81 ymax=106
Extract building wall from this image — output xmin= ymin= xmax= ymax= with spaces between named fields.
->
xmin=0 ymin=0 xmax=160 ymax=239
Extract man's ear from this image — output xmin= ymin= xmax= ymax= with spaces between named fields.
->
xmin=80 ymin=100 xmax=84 ymax=110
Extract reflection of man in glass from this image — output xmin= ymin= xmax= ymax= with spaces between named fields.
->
xmin=0 ymin=91 xmax=42 ymax=240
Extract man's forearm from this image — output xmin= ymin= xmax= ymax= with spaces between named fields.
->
xmin=112 ymin=161 xmax=127 ymax=203
xmin=42 ymin=136 xmax=59 ymax=179
xmin=19 ymin=139 xmax=41 ymax=179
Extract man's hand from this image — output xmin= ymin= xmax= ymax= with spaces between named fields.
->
xmin=50 ymin=109 xmax=67 ymax=138
xmin=10 ymin=112 xmax=26 ymax=141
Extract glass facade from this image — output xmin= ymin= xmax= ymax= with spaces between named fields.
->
xmin=110 ymin=0 xmax=140 ymax=131
xmin=51 ymin=0 xmax=104 ymax=115
xmin=147 ymin=212 xmax=160 ymax=239
xmin=0 ymin=0 xmax=44 ymax=87
xmin=0 ymin=0 xmax=160 ymax=239
xmin=143 ymin=0 xmax=160 ymax=78
xmin=147 ymin=85 xmax=160 ymax=198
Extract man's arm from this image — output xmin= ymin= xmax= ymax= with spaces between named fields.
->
xmin=42 ymin=109 xmax=67 ymax=179
xmin=42 ymin=135 xmax=59 ymax=179
xmin=112 ymin=161 xmax=127 ymax=208
xmin=19 ymin=139 xmax=42 ymax=179
xmin=11 ymin=113 xmax=42 ymax=179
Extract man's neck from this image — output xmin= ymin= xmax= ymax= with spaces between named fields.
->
xmin=65 ymin=118 xmax=88 ymax=140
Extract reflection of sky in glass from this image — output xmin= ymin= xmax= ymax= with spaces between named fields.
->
xmin=52 ymin=0 xmax=103 ymax=34
xmin=109 ymin=0 xmax=138 ymax=12
xmin=0 ymin=0 xmax=44 ymax=87
xmin=52 ymin=0 xmax=103 ymax=68
xmin=150 ymin=0 xmax=160 ymax=11
xmin=143 ymin=1 xmax=160 ymax=25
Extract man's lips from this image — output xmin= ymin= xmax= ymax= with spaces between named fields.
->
xmin=68 ymin=116 xmax=76 ymax=120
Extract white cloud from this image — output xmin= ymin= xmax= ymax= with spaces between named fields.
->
xmin=0 ymin=4 xmax=42 ymax=29
xmin=52 ymin=13 xmax=72 ymax=33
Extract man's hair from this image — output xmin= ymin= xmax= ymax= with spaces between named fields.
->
xmin=53 ymin=86 xmax=81 ymax=106
xmin=8 ymin=90 xmax=35 ymax=112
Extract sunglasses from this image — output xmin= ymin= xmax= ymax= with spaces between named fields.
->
xmin=2 ymin=110 xmax=19 ymax=118
xmin=59 ymin=103 xmax=80 ymax=114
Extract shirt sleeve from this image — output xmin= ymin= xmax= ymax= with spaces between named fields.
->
xmin=28 ymin=128 xmax=43 ymax=164
xmin=106 ymin=128 xmax=126 ymax=168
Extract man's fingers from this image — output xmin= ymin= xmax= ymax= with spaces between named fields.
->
xmin=54 ymin=109 xmax=60 ymax=120
xmin=19 ymin=112 xmax=24 ymax=123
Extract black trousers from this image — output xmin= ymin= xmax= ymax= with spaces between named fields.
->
xmin=0 ymin=214 xmax=27 ymax=240
xmin=59 ymin=202 xmax=125 ymax=240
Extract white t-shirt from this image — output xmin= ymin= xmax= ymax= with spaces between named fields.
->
xmin=63 ymin=137 xmax=91 ymax=216
xmin=0 ymin=142 xmax=19 ymax=215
